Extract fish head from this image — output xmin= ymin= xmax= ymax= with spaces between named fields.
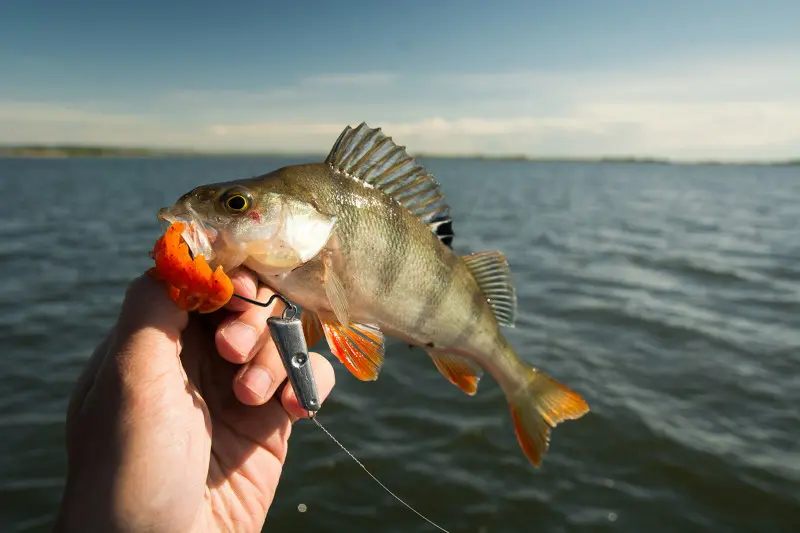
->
xmin=158 ymin=177 xmax=336 ymax=275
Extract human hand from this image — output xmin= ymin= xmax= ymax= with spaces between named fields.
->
xmin=54 ymin=270 xmax=336 ymax=533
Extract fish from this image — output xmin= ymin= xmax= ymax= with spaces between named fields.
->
xmin=148 ymin=220 xmax=234 ymax=313
xmin=156 ymin=122 xmax=590 ymax=467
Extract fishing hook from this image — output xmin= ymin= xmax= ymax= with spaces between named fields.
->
xmin=233 ymin=292 xmax=298 ymax=320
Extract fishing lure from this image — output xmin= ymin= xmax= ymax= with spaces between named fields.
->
xmin=148 ymin=221 xmax=319 ymax=409
xmin=147 ymin=221 xmax=234 ymax=313
xmin=235 ymin=292 xmax=322 ymax=414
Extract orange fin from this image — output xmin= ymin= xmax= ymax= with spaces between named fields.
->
xmin=301 ymin=309 xmax=325 ymax=347
xmin=427 ymin=350 xmax=484 ymax=396
xmin=320 ymin=320 xmax=385 ymax=381
xmin=508 ymin=368 xmax=589 ymax=468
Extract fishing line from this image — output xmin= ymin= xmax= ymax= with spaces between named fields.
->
xmin=237 ymin=290 xmax=450 ymax=532
xmin=308 ymin=413 xmax=452 ymax=533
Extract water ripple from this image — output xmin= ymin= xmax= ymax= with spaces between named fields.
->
xmin=1 ymin=158 xmax=798 ymax=532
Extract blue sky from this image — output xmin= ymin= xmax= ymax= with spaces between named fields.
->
xmin=2 ymin=0 xmax=800 ymax=160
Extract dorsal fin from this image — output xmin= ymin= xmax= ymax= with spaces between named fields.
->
xmin=462 ymin=251 xmax=517 ymax=327
xmin=325 ymin=122 xmax=455 ymax=248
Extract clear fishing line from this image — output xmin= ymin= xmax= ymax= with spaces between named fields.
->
xmin=309 ymin=414 xmax=451 ymax=533
xmin=236 ymin=290 xmax=451 ymax=532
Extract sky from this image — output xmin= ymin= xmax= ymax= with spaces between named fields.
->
xmin=2 ymin=0 xmax=800 ymax=160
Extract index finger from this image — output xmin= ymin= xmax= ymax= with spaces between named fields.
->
xmin=224 ymin=268 xmax=260 ymax=312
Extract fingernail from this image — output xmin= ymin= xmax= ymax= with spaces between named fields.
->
xmin=240 ymin=365 xmax=273 ymax=401
xmin=221 ymin=322 xmax=258 ymax=359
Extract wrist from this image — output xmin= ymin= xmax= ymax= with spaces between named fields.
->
xmin=53 ymin=476 xmax=115 ymax=533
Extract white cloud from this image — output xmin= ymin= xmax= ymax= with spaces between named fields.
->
xmin=2 ymin=52 xmax=800 ymax=160
xmin=575 ymin=101 xmax=800 ymax=155
xmin=164 ymin=71 xmax=397 ymax=108
xmin=439 ymin=47 xmax=800 ymax=103
xmin=0 ymin=101 xmax=143 ymax=125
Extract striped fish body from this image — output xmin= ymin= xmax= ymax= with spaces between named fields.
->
xmin=160 ymin=123 xmax=590 ymax=468
xmin=255 ymin=163 xmax=500 ymax=355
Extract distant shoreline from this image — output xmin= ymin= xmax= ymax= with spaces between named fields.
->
xmin=1 ymin=145 xmax=797 ymax=166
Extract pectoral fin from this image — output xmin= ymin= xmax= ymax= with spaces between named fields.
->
xmin=427 ymin=349 xmax=484 ymax=395
xmin=321 ymin=320 xmax=385 ymax=381
xmin=322 ymin=253 xmax=350 ymax=326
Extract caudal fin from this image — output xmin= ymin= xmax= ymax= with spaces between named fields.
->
xmin=508 ymin=368 xmax=589 ymax=468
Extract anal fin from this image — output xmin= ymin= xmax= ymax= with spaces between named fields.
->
xmin=428 ymin=349 xmax=484 ymax=396
xmin=321 ymin=320 xmax=385 ymax=381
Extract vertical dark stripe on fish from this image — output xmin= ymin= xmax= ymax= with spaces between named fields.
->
xmin=450 ymin=266 xmax=489 ymax=348
xmin=375 ymin=212 xmax=410 ymax=304
xmin=412 ymin=243 xmax=459 ymax=334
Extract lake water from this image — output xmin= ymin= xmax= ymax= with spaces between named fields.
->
xmin=0 ymin=156 xmax=798 ymax=532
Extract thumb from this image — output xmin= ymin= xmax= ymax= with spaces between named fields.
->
xmin=105 ymin=274 xmax=190 ymax=393
xmin=60 ymin=276 xmax=203 ymax=533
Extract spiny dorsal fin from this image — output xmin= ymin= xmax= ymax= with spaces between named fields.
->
xmin=462 ymin=251 xmax=517 ymax=327
xmin=326 ymin=122 xmax=455 ymax=248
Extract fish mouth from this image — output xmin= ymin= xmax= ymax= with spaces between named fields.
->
xmin=157 ymin=205 xmax=218 ymax=263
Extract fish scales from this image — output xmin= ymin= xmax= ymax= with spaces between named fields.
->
xmin=285 ymin=164 xmax=480 ymax=348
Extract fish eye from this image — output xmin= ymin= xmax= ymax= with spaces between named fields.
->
xmin=222 ymin=191 xmax=250 ymax=213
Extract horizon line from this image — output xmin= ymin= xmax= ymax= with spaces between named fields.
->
xmin=0 ymin=143 xmax=798 ymax=166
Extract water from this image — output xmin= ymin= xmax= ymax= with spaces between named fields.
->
xmin=0 ymin=156 xmax=798 ymax=532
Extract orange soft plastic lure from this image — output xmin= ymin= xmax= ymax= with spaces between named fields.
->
xmin=147 ymin=221 xmax=234 ymax=313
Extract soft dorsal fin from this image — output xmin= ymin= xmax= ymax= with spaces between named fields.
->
xmin=462 ymin=251 xmax=517 ymax=327
xmin=326 ymin=122 xmax=455 ymax=248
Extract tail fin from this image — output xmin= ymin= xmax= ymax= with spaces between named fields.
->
xmin=508 ymin=367 xmax=589 ymax=468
